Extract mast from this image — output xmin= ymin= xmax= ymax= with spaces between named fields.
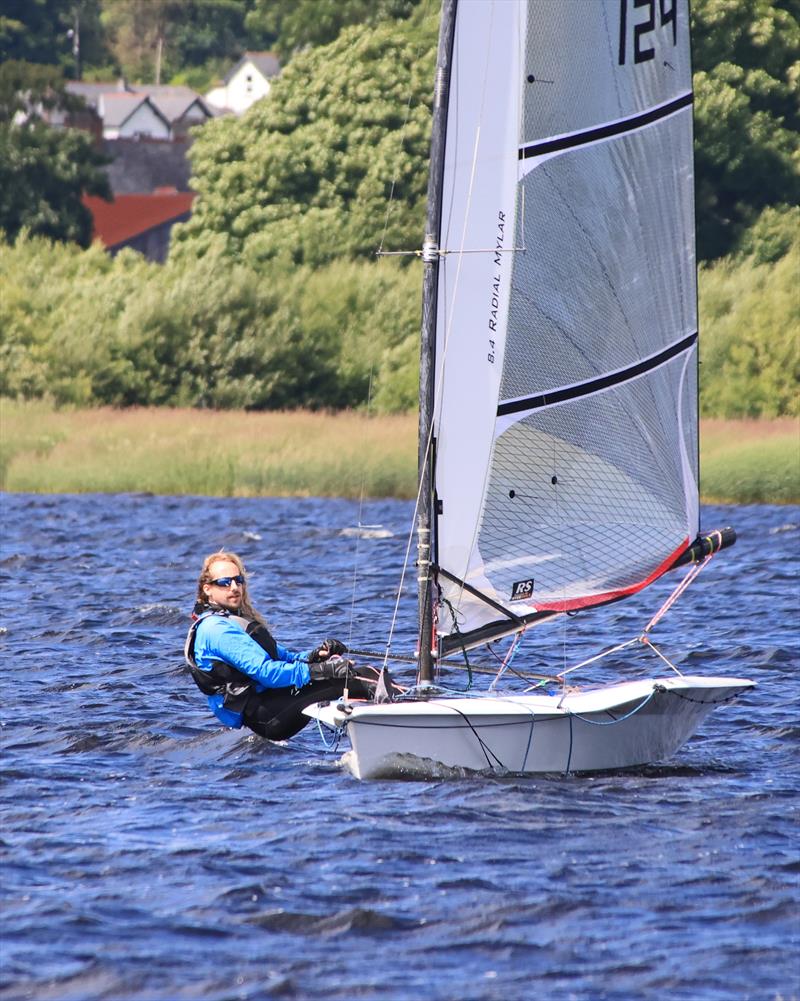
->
xmin=417 ymin=0 xmax=457 ymax=685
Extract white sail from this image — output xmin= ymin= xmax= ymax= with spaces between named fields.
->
xmin=433 ymin=0 xmax=699 ymax=649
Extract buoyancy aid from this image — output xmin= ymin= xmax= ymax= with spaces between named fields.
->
xmin=184 ymin=603 xmax=282 ymax=714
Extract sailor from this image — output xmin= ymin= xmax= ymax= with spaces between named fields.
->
xmin=186 ymin=551 xmax=377 ymax=740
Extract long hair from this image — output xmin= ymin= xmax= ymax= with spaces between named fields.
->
xmin=195 ymin=551 xmax=264 ymax=624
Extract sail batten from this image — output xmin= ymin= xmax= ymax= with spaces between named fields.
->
xmin=497 ymin=330 xmax=697 ymax=417
xmin=518 ymin=91 xmax=692 ymax=162
xmin=432 ymin=0 xmax=699 ymax=649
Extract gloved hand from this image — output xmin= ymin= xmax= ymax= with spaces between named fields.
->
xmin=308 ymin=638 xmax=348 ymax=662
xmin=309 ymin=657 xmax=354 ymax=681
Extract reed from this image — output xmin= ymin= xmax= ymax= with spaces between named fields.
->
xmin=1 ymin=400 xmax=797 ymax=504
xmin=0 ymin=400 xmax=418 ymax=498
xmin=699 ymin=418 xmax=800 ymax=505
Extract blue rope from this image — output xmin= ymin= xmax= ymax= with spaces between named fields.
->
xmin=520 ymin=713 xmax=535 ymax=772
xmin=315 ymin=717 xmax=345 ymax=752
xmin=566 ymin=689 xmax=657 ymax=726
xmin=565 ymin=714 xmax=573 ymax=774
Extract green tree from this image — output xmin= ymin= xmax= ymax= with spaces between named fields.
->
xmin=691 ymin=0 xmax=800 ymax=260
xmin=0 ymin=61 xmax=110 ymax=246
xmin=0 ymin=0 xmax=73 ymax=67
xmin=0 ymin=0 xmax=108 ymax=78
xmin=699 ymin=207 xmax=800 ymax=418
xmin=246 ymin=0 xmax=419 ymax=60
xmin=100 ymin=0 xmax=178 ymax=84
xmin=173 ymin=11 xmax=436 ymax=267
xmin=99 ymin=0 xmax=268 ymax=85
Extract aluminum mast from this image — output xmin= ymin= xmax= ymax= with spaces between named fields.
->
xmin=417 ymin=0 xmax=457 ymax=685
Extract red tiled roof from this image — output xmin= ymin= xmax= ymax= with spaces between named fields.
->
xmin=83 ymin=192 xmax=195 ymax=247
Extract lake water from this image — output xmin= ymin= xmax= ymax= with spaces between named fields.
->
xmin=1 ymin=494 xmax=798 ymax=1001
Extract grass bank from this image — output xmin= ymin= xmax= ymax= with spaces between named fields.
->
xmin=699 ymin=418 xmax=799 ymax=504
xmin=1 ymin=401 xmax=797 ymax=503
xmin=0 ymin=401 xmax=417 ymax=498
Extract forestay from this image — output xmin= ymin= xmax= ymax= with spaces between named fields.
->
xmin=432 ymin=0 xmax=699 ymax=652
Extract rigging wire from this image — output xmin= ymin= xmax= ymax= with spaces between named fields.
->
xmin=551 ymin=554 xmax=716 ymax=697
xmin=376 ymin=0 xmax=438 ymax=257
xmin=346 ymin=365 xmax=375 ymax=654
xmin=489 ymin=626 xmax=527 ymax=690
xmin=348 ymin=1 xmax=441 ymax=667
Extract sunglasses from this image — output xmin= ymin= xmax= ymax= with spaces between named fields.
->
xmin=208 ymin=575 xmax=244 ymax=588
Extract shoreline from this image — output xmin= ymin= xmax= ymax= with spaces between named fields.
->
xmin=1 ymin=402 xmax=797 ymax=505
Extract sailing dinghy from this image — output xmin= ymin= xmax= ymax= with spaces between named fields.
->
xmin=305 ymin=0 xmax=754 ymax=779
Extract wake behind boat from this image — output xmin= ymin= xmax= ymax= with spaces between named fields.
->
xmin=305 ymin=0 xmax=754 ymax=778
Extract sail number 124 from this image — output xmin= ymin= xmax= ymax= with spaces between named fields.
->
xmin=618 ymin=0 xmax=677 ymax=65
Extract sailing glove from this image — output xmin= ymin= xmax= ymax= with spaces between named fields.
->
xmin=309 ymin=657 xmax=354 ymax=681
xmin=309 ymin=638 xmax=348 ymax=662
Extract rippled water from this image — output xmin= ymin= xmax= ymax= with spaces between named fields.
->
xmin=1 ymin=494 xmax=798 ymax=1001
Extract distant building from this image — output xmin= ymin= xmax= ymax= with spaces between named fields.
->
xmin=46 ymin=82 xmax=210 ymax=262
xmin=134 ymin=85 xmax=215 ymax=140
xmin=205 ymin=51 xmax=280 ymax=114
xmin=65 ymin=81 xmax=215 ymax=140
xmin=83 ymin=191 xmax=195 ymax=263
xmin=99 ymin=92 xmax=170 ymax=140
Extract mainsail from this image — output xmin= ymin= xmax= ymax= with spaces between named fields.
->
xmin=430 ymin=0 xmax=699 ymax=653
xmin=303 ymin=0 xmax=751 ymax=779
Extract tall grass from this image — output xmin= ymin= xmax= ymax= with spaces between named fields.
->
xmin=1 ymin=401 xmax=797 ymax=504
xmin=699 ymin=418 xmax=800 ymax=505
xmin=0 ymin=400 xmax=417 ymax=498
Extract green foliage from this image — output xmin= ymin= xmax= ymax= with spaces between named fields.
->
xmin=0 ymin=0 xmax=73 ymax=67
xmin=699 ymin=207 xmax=800 ymax=418
xmin=1 ymin=0 xmax=796 ymax=421
xmin=246 ymin=0 xmax=420 ymax=60
xmin=0 ymin=62 xmax=111 ymax=246
xmin=174 ymin=13 xmax=437 ymax=268
xmin=691 ymin=0 xmax=800 ymax=260
xmin=0 ymin=59 xmax=76 ymax=120
xmin=169 ymin=59 xmax=230 ymax=94
xmin=5 ymin=0 xmax=795 ymax=266
xmin=99 ymin=0 xmax=264 ymax=85
xmin=0 ymin=0 xmax=108 ymax=78
xmin=0 ymin=232 xmax=421 ymax=411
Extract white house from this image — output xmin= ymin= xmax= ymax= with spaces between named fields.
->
xmin=99 ymin=92 xmax=170 ymax=140
xmin=66 ymin=81 xmax=214 ymax=140
xmin=135 ymin=85 xmax=216 ymax=138
xmin=205 ymin=51 xmax=280 ymax=115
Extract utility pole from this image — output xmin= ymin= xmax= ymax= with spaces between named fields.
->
xmin=68 ymin=4 xmax=81 ymax=80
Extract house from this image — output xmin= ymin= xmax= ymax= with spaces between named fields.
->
xmin=98 ymin=92 xmax=170 ymax=140
xmin=83 ymin=190 xmax=195 ymax=263
xmin=205 ymin=51 xmax=280 ymax=114
xmin=134 ymin=85 xmax=216 ymax=140
xmin=65 ymin=81 xmax=214 ymax=140
xmin=56 ymin=82 xmax=209 ymax=261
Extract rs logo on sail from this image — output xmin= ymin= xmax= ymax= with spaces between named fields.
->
xmin=510 ymin=578 xmax=534 ymax=602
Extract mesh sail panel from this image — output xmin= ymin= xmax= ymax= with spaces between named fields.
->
xmin=480 ymin=355 xmax=697 ymax=611
xmin=503 ymin=117 xmax=695 ymax=400
xmin=521 ymin=0 xmax=692 ymax=142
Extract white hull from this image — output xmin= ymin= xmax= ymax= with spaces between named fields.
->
xmin=305 ymin=676 xmax=754 ymax=780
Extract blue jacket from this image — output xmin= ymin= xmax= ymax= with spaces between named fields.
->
xmin=192 ymin=613 xmax=312 ymax=728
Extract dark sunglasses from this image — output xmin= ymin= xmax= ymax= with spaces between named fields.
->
xmin=209 ymin=575 xmax=244 ymax=588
